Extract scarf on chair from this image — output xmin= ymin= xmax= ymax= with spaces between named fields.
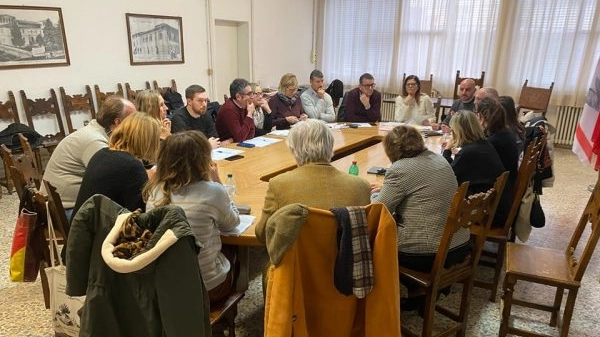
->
xmin=331 ymin=206 xmax=374 ymax=299
xmin=276 ymin=92 xmax=297 ymax=107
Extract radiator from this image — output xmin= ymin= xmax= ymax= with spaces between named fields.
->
xmin=554 ymin=106 xmax=583 ymax=148
xmin=381 ymin=92 xmax=397 ymax=122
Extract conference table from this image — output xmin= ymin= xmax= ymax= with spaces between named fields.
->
xmin=215 ymin=123 xmax=444 ymax=291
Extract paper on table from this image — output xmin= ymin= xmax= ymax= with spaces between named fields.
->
xmin=243 ymin=136 xmax=282 ymax=147
xmin=269 ymin=129 xmax=290 ymax=137
xmin=212 ymin=148 xmax=244 ymax=161
xmin=352 ymin=123 xmax=374 ymax=127
xmin=378 ymin=122 xmax=405 ymax=131
xmin=220 ymin=215 xmax=255 ymax=236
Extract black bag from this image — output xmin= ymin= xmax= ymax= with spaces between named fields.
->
xmin=530 ymin=193 xmax=546 ymax=228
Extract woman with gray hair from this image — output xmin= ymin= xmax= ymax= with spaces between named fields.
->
xmin=255 ymin=119 xmax=370 ymax=242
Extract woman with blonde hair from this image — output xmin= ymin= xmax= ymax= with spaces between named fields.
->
xmin=443 ymin=110 xmax=505 ymax=196
xmin=135 ymin=89 xmax=171 ymax=140
xmin=371 ymin=125 xmax=463 ymax=311
xmin=72 ymin=112 xmax=161 ymax=219
xmin=143 ymin=130 xmax=239 ymax=302
xmin=250 ymin=83 xmax=273 ymax=136
xmin=268 ymin=73 xmax=308 ymax=129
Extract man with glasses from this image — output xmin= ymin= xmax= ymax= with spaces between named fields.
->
xmin=345 ymin=72 xmax=381 ymax=123
xmin=300 ymin=69 xmax=336 ymax=122
xmin=171 ymin=84 xmax=221 ymax=148
xmin=216 ymin=78 xmax=256 ymax=142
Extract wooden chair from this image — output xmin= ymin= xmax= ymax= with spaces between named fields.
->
xmin=209 ymin=247 xmax=245 ymax=337
xmin=474 ymin=135 xmax=545 ymax=301
xmin=452 ymin=70 xmax=486 ymax=100
xmin=0 ymin=144 xmax=17 ymax=195
xmin=499 ymin=177 xmax=600 ymax=337
xmin=17 ymin=133 xmax=43 ymax=179
xmin=125 ymin=81 xmax=151 ymax=102
xmin=0 ymin=91 xmax=20 ymax=194
xmin=516 ymin=79 xmax=554 ymax=116
xmin=43 ymin=179 xmax=70 ymax=248
xmin=400 ymin=172 xmax=508 ymax=337
xmin=1 ymin=141 xmax=41 ymax=199
xmin=59 ymin=86 xmax=96 ymax=134
xmin=94 ymin=84 xmax=125 ymax=109
xmin=20 ymin=89 xmax=65 ymax=157
xmin=152 ymin=79 xmax=177 ymax=96
xmin=402 ymin=73 xmax=434 ymax=97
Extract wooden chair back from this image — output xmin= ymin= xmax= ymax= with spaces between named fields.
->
xmin=17 ymin=133 xmax=43 ymax=180
xmin=0 ymin=91 xmax=20 ymax=124
xmin=1 ymin=144 xmax=17 ymax=194
xmin=94 ymin=84 xmax=125 ymax=109
xmin=20 ymin=89 xmax=65 ymax=146
xmin=59 ymin=86 xmax=96 ymax=133
xmin=402 ymin=73 xmax=434 ymax=97
xmin=125 ymin=81 xmax=151 ymax=102
xmin=453 ymin=70 xmax=485 ymax=100
xmin=152 ymin=79 xmax=177 ymax=96
xmin=517 ymin=79 xmax=554 ymax=116
xmin=400 ymin=171 xmax=508 ymax=337
xmin=43 ymin=179 xmax=70 ymax=241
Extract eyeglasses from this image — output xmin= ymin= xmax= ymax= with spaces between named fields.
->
xmin=241 ymin=91 xmax=255 ymax=97
xmin=361 ymin=83 xmax=376 ymax=89
xmin=254 ymin=91 xmax=263 ymax=95
xmin=406 ymin=82 xmax=418 ymax=87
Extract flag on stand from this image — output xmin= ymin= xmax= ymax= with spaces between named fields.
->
xmin=573 ymin=57 xmax=600 ymax=170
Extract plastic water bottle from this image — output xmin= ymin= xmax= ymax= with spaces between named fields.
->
xmin=224 ymin=173 xmax=236 ymax=200
xmin=349 ymin=160 xmax=359 ymax=176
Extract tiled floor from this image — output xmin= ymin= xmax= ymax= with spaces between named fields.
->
xmin=1 ymin=146 xmax=599 ymax=336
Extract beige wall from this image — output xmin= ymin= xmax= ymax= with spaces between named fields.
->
xmin=1 ymin=0 xmax=315 ymax=133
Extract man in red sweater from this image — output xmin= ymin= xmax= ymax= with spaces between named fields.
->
xmin=216 ymin=78 xmax=256 ymax=142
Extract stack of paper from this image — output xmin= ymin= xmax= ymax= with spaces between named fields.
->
xmin=244 ymin=136 xmax=282 ymax=147
xmin=212 ymin=148 xmax=244 ymax=161
xmin=220 ymin=215 xmax=255 ymax=236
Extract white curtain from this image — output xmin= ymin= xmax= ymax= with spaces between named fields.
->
xmin=320 ymin=0 xmax=600 ymax=107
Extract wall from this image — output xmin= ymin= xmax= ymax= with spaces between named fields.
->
xmin=1 ymin=0 xmax=315 ymax=132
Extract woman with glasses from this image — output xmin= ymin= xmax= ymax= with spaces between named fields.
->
xmin=394 ymin=75 xmax=435 ymax=126
xmin=268 ymin=73 xmax=308 ymax=129
xmin=249 ymin=83 xmax=274 ymax=136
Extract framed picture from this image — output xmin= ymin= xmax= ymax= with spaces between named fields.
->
xmin=126 ymin=13 xmax=184 ymax=66
xmin=0 ymin=5 xmax=70 ymax=70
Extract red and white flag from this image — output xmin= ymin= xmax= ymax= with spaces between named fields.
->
xmin=573 ymin=58 xmax=600 ymax=170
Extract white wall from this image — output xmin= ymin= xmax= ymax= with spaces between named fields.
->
xmin=1 ymin=0 xmax=315 ymax=132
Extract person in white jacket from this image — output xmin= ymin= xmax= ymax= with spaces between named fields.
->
xmin=394 ymin=75 xmax=435 ymax=126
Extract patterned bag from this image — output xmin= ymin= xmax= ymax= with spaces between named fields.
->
xmin=44 ymin=203 xmax=85 ymax=337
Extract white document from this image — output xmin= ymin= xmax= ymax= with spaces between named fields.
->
xmin=244 ymin=136 xmax=282 ymax=147
xmin=211 ymin=148 xmax=244 ymax=161
xmin=269 ymin=129 xmax=290 ymax=137
xmin=220 ymin=215 xmax=255 ymax=236
xmin=378 ymin=122 xmax=405 ymax=131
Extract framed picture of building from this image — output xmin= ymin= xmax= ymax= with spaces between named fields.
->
xmin=126 ymin=13 xmax=184 ymax=65
xmin=0 ymin=5 xmax=70 ymax=70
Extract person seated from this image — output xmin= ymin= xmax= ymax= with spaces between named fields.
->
xmin=215 ymin=78 xmax=256 ymax=142
xmin=325 ymin=79 xmax=344 ymax=110
xmin=394 ymin=75 xmax=435 ymax=126
xmin=442 ymin=110 xmax=506 ymax=197
xmin=345 ymin=73 xmax=381 ymax=123
xmin=476 ymin=97 xmax=519 ymax=227
xmin=144 ymin=131 xmax=240 ymax=303
xmin=170 ymin=84 xmax=221 ymax=148
xmin=255 ymin=119 xmax=371 ymax=243
xmin=42 ymin=96 xmax=135 ymax=218
xmin=440 ymin=78 xmax=477 ymax=132
xmin=269 ymin=73 xmax=308 ymax=129
xmin=72 ymin=112 xmax=161 ymax=221
xmin=249 ymin=83 xmax=274 ymax=136
xmin=474 ymin=87 xmax=499 ymax=108
xmin=135 ymin=90 xmax=171 ymax=140
xmin=300 ymin=69 xmax=336 ymax=122
xmin=371 ymin=125 xmax=467 ymax=311
xmin=498 ymin=95 xmax=526 ymax=152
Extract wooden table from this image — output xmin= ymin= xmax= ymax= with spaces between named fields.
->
xmin=218 ymin=125 xmax=443 ymax=246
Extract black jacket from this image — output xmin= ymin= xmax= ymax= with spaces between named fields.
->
xmin=66 ymin=194 xmax=211 ymax=337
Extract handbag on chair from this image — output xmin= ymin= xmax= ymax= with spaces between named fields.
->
xmin=44 ymin=202 xmax=85 ymax=337
xmin=9 ymin=208 xmax=39 ymax=282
